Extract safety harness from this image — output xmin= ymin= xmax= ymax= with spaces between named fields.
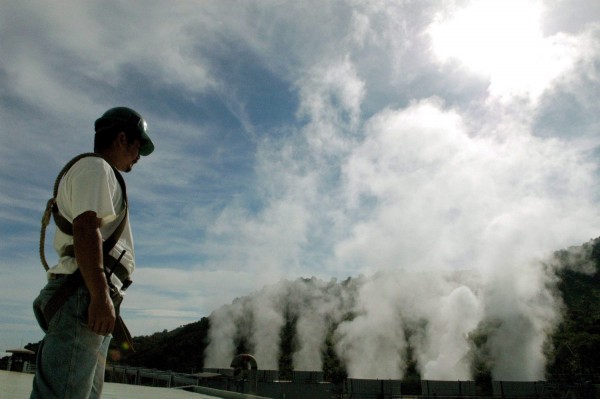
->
xmin=39 ymin=153 xmax=134 ymax=351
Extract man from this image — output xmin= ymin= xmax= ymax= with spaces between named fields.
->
xmin=31 ymin=107 xmax=154 ymax=399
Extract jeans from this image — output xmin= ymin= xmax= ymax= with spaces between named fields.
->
xmin=30 ymin=277 xmax=112 ymax=399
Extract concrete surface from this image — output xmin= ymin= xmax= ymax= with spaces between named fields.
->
xmin=0 ymin=370 xmax=219 ymax=399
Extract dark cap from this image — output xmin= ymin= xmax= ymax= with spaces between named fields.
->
xmin=95 ymin=107 xmax=154 ymax=156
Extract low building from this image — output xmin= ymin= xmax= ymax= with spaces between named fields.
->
xmin=4 ymin=349 xmax=36 ymax=373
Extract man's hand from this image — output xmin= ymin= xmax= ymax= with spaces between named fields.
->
xmin=88 ymin=292 xmax=116 ymax=335
xmin=73 ymin=210 xmax=116 ymax=336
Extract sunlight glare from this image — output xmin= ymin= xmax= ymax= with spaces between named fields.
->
xmin=429 ymin=0 xmax=576 ymax=101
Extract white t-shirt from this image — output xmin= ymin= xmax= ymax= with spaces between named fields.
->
xmin=49 ymin=156 xmax=135 ymax=290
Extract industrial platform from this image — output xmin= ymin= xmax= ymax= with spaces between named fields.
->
xmin=0 ymin=370 xmax=219 ymax=399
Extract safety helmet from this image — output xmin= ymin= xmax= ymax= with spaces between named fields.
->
xmin=95 ymin=107 xmax=154 ymax=156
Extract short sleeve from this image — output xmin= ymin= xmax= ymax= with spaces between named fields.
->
xmin=57 ymin=157 xmax=123 ymax=225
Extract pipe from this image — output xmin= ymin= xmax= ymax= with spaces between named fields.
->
xmin=230 ymin=354 xmax=258 ymax=395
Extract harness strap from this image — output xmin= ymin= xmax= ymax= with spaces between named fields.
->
xmin=59 ymin=246 xmax=132 ymax=289
xmin=40 ymin=199 xmax=55 ymax=272
xmin=38 ymin=153 xmax=135 ymax=351
xmin=41 ymin=269 xmax=135 ymax=352
xmin=42 ymin=271 xmax=84 ymax=326
xmin=40 ymin=153 xmax=128 ymax=271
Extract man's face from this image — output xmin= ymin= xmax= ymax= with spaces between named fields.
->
xmin=122 ymin=138 xmax=142 ymax=173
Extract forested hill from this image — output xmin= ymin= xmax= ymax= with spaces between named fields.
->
xmin=547 ymin=238 xmax=600 ymax=379
xmin=112 ymin=237 xmax=600 ymax=381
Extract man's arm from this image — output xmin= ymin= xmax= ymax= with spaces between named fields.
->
xmin=73 ymin=211 xmax=115 ymax=336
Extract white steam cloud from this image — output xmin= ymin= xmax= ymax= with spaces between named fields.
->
xmin=199 ymin=0 xmax=600 ymax=382
xmin=204 ymin=95 xmax=599 ymax=381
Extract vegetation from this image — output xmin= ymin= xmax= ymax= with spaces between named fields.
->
xmin=119 ymin=317 xmax=210 ymax=374
xmin=547 ymin=242 xmax=600 ymax=381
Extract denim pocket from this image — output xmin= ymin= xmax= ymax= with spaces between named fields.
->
xmin=32 ymin=279 xmax=68 ymax=332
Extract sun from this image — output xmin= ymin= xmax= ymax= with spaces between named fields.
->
xmin=430 ymin=0 xmax=542 ymax=75
xmin=429 ymin=0 xmax=575 ymax=101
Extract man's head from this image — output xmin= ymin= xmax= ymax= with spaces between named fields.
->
xmin=94 ymin=107 xmax=154 ymax=172
xmin=94 ymin=107 xmax=154 ymax=156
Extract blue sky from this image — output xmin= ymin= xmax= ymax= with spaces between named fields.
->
xmin=1 ymin=0 xmax=600 ymax=358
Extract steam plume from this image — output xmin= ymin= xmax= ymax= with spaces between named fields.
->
xmin=205 ymin=98 xmax=598 ymax=380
